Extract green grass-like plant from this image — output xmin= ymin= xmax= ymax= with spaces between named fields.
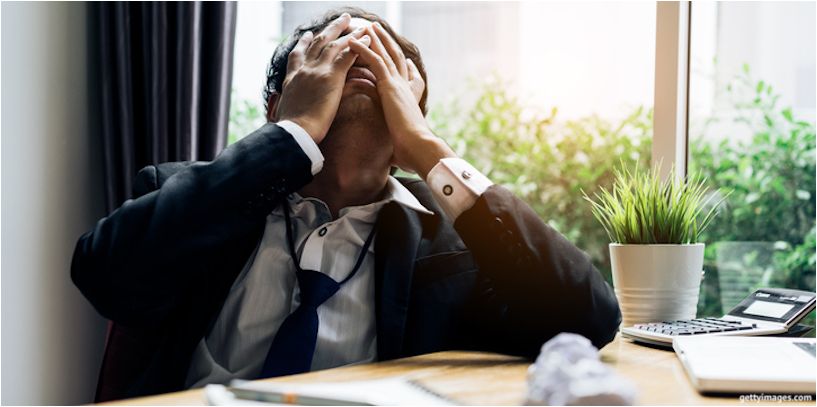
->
xmin=583 ymin=165 xmax=726 ymax=244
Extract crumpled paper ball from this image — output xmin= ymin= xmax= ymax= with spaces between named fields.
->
xmin=526 ymin=333 xmax=637 ymax=405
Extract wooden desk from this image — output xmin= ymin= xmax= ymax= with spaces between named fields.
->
xmin=103 ymin=335 xmax=813 ymax=405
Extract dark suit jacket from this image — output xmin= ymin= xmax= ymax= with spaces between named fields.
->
xmin=71 ymin=123 xmax=621 ymax=402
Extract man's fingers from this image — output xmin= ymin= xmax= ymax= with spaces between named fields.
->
xmin=407 ymin=58 xmax=425 ymax=102
xmin=306 ymin=13 xmax=351 ymax=60
xmin=407 ymin=57 xmax=419 ymax=81
xmin=320 ymin=26 xmax=366 ymax=62
xmin=287 ymin=31 xmax=313 ymax=73
xmin=366 ymin=25 xmax=399 ymax=76
xmin=349 ymin=37 xmax=390 ymax=80
xmin=373 ymin=22 xmax=407 ymax=79
xmin=335 ymin=35 xmax=371 ymax=69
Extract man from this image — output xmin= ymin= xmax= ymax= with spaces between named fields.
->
xmin=72 ymin=8 xmax=621 ymax=402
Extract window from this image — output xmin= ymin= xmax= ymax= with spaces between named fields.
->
xmin=228 ymin=2 xmax=816 ymax=317
xmin=230 ymin=1 xmax=656 ymax=278
xmin=687 ymin=2 xmax=816 ymax=318
xmin=229 ymin=2 xmax=283 ymax=144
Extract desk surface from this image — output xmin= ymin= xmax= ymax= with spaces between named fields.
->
xmin=102 ymin=335 xmax=813 ymax=406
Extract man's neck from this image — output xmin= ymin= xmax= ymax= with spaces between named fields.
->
xmin=297 ymin=117 xmax=393 ymax=218
xmin=299 ymin=165 xmax=389 ymax=219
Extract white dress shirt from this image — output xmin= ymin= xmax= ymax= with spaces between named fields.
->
xmin=185 ymin=122 xmax=493 ymax=388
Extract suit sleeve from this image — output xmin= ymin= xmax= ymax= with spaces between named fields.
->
xmin=453 ymin=185 xmax=621 ymax=355
xmin=71 ymin=123 xmax=314 ymax=326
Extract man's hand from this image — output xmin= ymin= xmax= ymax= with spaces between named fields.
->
xmin=349 ymin=23 xmax=456 ymax=180
xmin=276 ymin=13 xmax=370 ymax=143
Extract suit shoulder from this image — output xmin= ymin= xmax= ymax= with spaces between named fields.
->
xmin=132 ymin=161 xmax=206 ymax=197
xmin=153 ymin=161 xmax=205 ymax=186
xmin=133 ymin=166 xmax=159 ymax=198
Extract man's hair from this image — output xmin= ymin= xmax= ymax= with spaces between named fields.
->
xmin=263 ymin=7 xmax=428 ymax=117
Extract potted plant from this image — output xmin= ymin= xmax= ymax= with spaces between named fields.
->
xmin=584 ymin=165 xmax=726 ymax=328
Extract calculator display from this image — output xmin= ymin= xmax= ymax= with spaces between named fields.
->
xmin=743 ymin=301 xmax=795 ymax=319
xmin=727 ymin=288 xmax=815 ymax=324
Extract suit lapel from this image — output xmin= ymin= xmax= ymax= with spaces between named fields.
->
xmin=373 ymin=201 xmax=424 ymax=360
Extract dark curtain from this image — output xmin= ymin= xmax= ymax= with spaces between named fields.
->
xmin=96 ymin=2 xmax=237 ymax=212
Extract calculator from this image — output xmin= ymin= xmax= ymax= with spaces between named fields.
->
xmin=621 ymin=288 xmax=816 ymax=348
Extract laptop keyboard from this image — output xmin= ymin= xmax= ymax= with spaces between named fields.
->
xmin=632 ymin=317 xmax=757 ymax=336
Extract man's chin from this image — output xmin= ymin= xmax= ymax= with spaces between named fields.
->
xmin=336 ymin=92 xmax=380 ymax=119
xmin=342 ymin=82 xmax=379 ymax=100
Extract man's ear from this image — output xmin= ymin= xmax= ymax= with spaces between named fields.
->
xmin=266 ymin=92 xmax=281 ymax=122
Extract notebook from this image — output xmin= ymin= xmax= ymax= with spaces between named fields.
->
xmin=205 ymin=376 xmax=456 ymax=406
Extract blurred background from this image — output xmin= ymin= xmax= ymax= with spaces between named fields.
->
xmin=2 ymin=1 xmax=815 ymax=404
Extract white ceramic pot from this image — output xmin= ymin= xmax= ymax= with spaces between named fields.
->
xmin=610 ymin=243 xmax=705 ymax=328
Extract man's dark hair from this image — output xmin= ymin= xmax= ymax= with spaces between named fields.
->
xmin=263 ymin=7 xmax=429 ymax=117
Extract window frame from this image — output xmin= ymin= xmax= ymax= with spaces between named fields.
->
xmin=652 ymin=0 xmax=691 ymax=180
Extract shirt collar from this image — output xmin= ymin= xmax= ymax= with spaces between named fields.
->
xmin=335 ymin=176 xmax=434 ymax=218
xmin=281 ymin=176 xmax=434 ymax=219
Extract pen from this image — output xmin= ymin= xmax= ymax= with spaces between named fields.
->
xmin=226 ymin=386 xmax=374 ymax=406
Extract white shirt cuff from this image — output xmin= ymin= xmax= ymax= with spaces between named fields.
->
xmin=427 ymin=158 xmax=494 ymax=221
xmin=276 ymin=120 xmax=324 ymax=175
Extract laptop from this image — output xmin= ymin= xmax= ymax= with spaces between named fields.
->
xmin=673 ymin=336 xmax=816 ymax=394
xmin=621 ymin=288 xmax=816 ymax=347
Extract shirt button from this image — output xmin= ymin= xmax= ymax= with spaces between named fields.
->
xmin=443 ymin=185 xmax=453 ymax=196
xmin=318 ymin=227 xmax=328 ymax=237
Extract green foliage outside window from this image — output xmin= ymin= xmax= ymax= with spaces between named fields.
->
xmin=689 ymin=66 xmax=816 ymax=324
xmin=428 ymin=75 xmax=652 ymax=276
xmin=428 ymin=72 xmax=815 ymax=327
xmin=228 ymin=90 xmax=266 ymax=145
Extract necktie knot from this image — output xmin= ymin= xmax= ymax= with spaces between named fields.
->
xmin=296 ymin=269 xmax=340 ymax=307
